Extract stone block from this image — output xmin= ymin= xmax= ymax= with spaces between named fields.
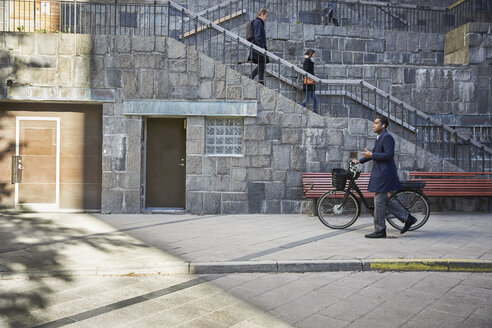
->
xmin=247 ymin=182 xmax=265 ymax=213
xmin=115 ymin=36 xmax=131 ymax=53
xmin=226 ymin=86 xmax=242 ymax=99
xmin=118 ymin=171 xmax=140 ymax=189
xmin=265 ymin=200 xmax=280 ymax=214
xmin=244 ymin=140 xmax=271 ymax=156
xmin=242 ymin=78 xmax=257 ymax=100
xmin=216 ymin=157 xmax=231 ymax=175
xmin=123 ymin=189 xmax=141 ymax=213
xmin=273 ymin=144 xmax=290 ymax=170
xmin=215 ymin=64 xmax=226 ymax=79
xmin=344 ymin=38 xmax=366 ymax=52
xmin=201 ymin=156 xmax=216 ymax=175
xmin=186 ymin=139 xmax=204 ymax=155
xmin=231 ymin=156 xmax=250 ymax=166
xmin=259 ymin=89 xmax=277 ymax=110
xmin=325 ymin=129 xmax=344 ymax=146
xmin=187 ymin=116 xmax=204 ymax=126
xmin=281 ymin=114 xmax=303 ymax=128
xmin=290 ymin=23 xmax=304 ymax=41
xmin=342 ymin=51 xmax=353 ymax=64
xmin=214 ymin=80 xmax=226 ymax=99
xmin=347 ymin=66 xmax=363 ymax=79
xmin=244 ymin=125 xmax=266 ymax=140
xmin=247 ymin=168 xmax=272 ymax=181
xmin=290 ymin=146 xmax=306 ymax=171
xmin=203 ymin=192 xmax=221 ymax=214
xmin=103 ymin=116 xmax=125 ymax=135
xmin=58 ymin=34 xmax=76 ymax=55
xmin=186 ymin=155 xmax=202 ymax=175
xmin=277 ymin=23 xmax=290 ymax=40
xmin=199 ymin=80 xmax=213 ymax=99
xmin=280 ymin=200 xmax=296 ymax=214
xmin=187 ymin=125 xmax=204 ymax=140
xmin=121 ymin=70 xmax=138 ymax=98
xmin=102 ymin=171 xmax=117 ymax=189
xmin=265 ymin=182 xmax=285 ymax=200
xmin=101 ymin=189 xmax=124 ymax=214
xmin=187 ymin=191 xmax=203 ymax=214
xmin=36 ymin=34 xmax=57 ymax=55
xmin=156 ymin=37 xmax=167 ymax=53
xmin=222 ymin=201 xmax=248 ymax=214
xmin=367 ymin=39 xmax=384 ymax=53
xmin=251 ymin=156 xmax=271 ymax=168
xmin=199 ymin=54 xmax=215 ymax=78
xmin=167 ymin=38 xmax=186 ymax=58
xmin=169 ymin=59 xmax=187 ymax=73
xmin=303 ymin=25 xmax=316 ymax=41
xmin=281 ymin=129 xmax=302 ymax=144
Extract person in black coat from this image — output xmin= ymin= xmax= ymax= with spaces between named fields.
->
xmin=301 ymin=49 xmax=319 ymax=113
xmin=353 ymin=117 xmax=417 ymax=238
xmin=247 ymin=8 xmax=269 ymax=85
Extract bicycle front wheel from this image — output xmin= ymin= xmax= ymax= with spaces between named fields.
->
xmin=386 ymin=191 xmax=430 ymax=231
xmin=317 ymin=190 xmax=360 ymax=229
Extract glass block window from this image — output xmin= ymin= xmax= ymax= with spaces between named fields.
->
xmin=206 ymin=117 xmax=243 ymax=155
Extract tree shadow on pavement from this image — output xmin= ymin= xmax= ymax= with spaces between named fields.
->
xmin=0 ymin=212 xmax=151 ymax=328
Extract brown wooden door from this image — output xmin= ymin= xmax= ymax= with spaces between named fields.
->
xmin=146 ymin=118 xmax=186 ymax=208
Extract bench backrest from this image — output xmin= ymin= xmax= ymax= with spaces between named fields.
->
xmin=302 ymin=172 xmax=374 ymax=198
xmin=409 ymin=172 xmax=492 ymax=197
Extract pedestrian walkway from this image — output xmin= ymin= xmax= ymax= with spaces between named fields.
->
xmin=1 ymin=211 xmax=491 ymax=328
xmin=1 ymin=212 xmax=491 ymax=278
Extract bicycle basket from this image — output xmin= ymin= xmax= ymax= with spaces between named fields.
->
xmin=331 ymin=168 xmax=348 ymax=191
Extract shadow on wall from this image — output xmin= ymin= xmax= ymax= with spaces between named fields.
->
xmin=0 ymin=212 xmax=150 ymax=327
xmin=0 ymin=111 xmax=16 ymax=207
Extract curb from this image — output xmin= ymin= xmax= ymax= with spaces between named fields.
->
xmin=190 ymin=259 xmax=492 ymax=274
xmin=2 ymin=259 xmax=491 ymax=279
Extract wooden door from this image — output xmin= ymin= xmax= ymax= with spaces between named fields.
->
xmin=16 ymin=117 xmax=60 ymax=209
xmin=146 ymin=118 xmax=186 ymax=208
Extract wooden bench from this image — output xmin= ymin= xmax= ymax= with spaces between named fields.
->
xmin=409 ymin=172 xmax=492 ymax=197
xmin=302 ymin=172 xmax=374 ymax=199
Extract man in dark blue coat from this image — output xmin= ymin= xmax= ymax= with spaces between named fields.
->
xmin=247 ymin=8 xmax=269 ymax=85
xmin=354 ymin=117 xmax=417 ymax=238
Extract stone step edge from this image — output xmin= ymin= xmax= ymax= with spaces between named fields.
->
xmin=2 ymin=259 xmax=491 ymax=279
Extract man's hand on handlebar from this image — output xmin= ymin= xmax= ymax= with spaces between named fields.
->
xmin=351 ymin=160 xmax=360 ymax=165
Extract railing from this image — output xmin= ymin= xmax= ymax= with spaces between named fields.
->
xmin=1 ymin=0 xmax=491 ymax=171
xmin=2 ymin=0 xmax=491 ymax=34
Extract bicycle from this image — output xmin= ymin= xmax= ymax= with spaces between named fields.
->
xmin=317 ymin=162 xmax=430 ymax=231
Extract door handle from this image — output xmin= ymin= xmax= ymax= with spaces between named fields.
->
xmin=12 ymin=155 xmax=23 ymax=183
xmin=177 ymin=163 xmax=185 ymax=167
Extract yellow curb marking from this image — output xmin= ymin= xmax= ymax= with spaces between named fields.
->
xmin=369 ymin=259 xmax=492 ymax=272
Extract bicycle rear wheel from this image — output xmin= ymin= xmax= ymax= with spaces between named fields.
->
xmin=386 ymin=190 xmax=430 ymax=231
xmin=317 ymin=190 xmax=360 ymax=229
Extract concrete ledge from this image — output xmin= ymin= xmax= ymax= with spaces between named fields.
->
xmin=123 ymin=100 xmax=257 ymax=117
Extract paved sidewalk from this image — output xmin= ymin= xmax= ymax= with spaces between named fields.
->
xmin=1 ymin=211 xmax=491 ymax=328
xmin=1 ymin=212 xmax=491 ymax=278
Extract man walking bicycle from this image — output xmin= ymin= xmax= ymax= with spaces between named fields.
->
xmin=353 ymin=117 xmax=417 ymax=238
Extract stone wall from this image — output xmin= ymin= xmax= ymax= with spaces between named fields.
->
xmin=445 ymin=22 xmax=492 ymax=65
xmin=1 ymin=32 xmax=464 ymax=215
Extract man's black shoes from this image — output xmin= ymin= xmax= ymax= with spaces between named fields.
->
xmin=365 ymin=229 xmax=386 ymax=238
xmin=401 ymin=215 xmax=418 ymax=234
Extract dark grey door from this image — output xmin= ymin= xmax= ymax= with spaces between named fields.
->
xmin=146 ymin=118 xmax=186 ymax=208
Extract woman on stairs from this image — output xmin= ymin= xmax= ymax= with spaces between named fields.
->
xmin=301 ymin=49 xmax=319 ymax=114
